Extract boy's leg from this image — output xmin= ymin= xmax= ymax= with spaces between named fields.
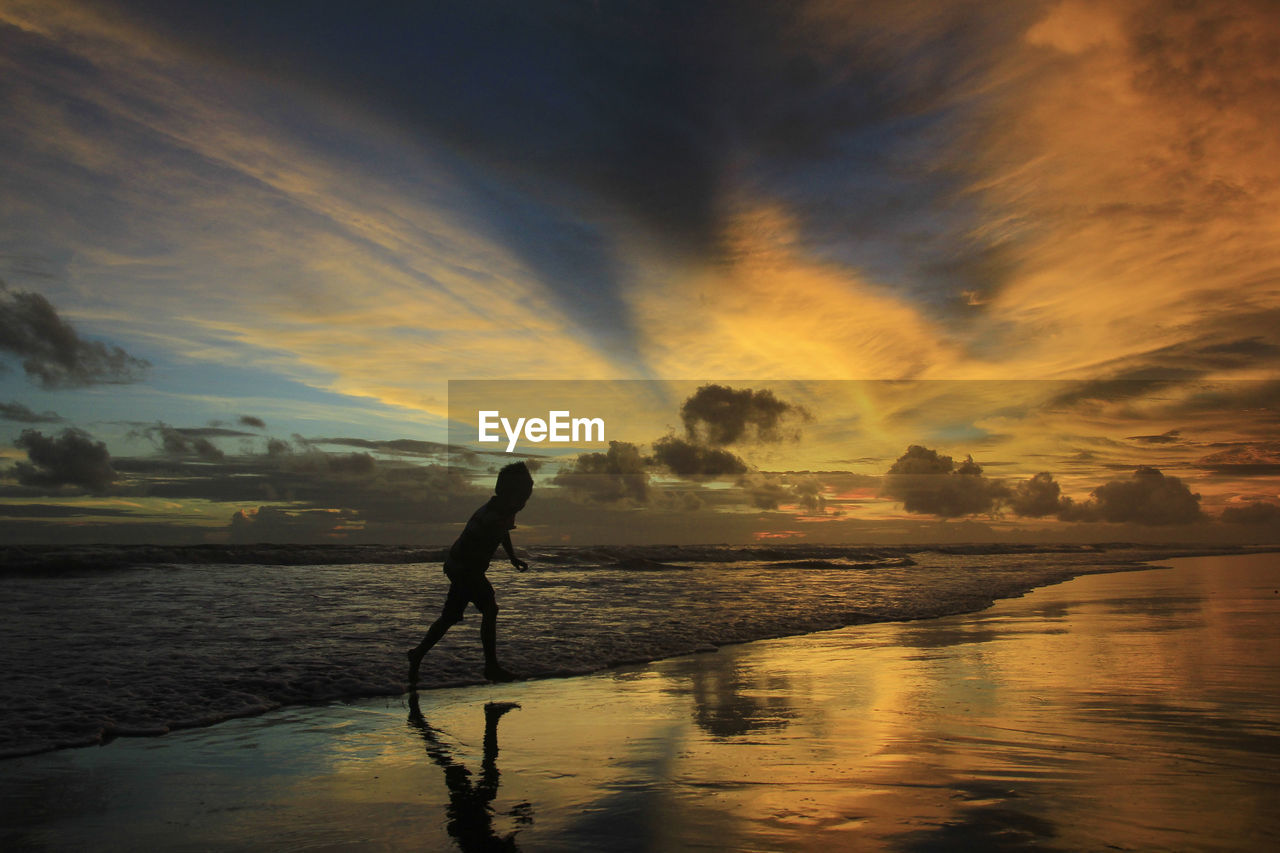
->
xmin=480 ymin=605 xmax=498 ymax=668
xmin=408 ymin=582 xmax=468 ymax=684
xmin=480 ymin=607 xmax=515 ymax=682
xmin=474 ymin=578 xmax=517 ymax=682
xmin=407 ymin=617 xmax=448 ymax=680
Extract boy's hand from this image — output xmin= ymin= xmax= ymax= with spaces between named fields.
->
xmin=512 ymin=557 xmax=529 ymax=572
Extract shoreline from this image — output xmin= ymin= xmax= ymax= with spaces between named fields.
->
xmin=3 ymin=540 xmax=1274 ymax=577
xmin=3 ymin=552 xmax=1277 ymax=850
xmin=0 ymin=545 xmax=1241 ymax=762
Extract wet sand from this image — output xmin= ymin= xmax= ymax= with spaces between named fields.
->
xmin=2 ymin=553 xmax=1278 ymax=851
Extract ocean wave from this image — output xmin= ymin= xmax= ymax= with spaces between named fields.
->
xmin=1 ymin=540 xmax=1235 ymax=576
xmin=0 ymin=544 xmax=1265 ymax=759
xmin=0 ymin=544 xmax=450 ymax=575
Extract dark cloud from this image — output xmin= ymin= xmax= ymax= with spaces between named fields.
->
xmin=1042 ymin=330 xmax=1280 ymax=420
xmin=1167 ymin=381 xmax=1280 ymax=428
xmin=12 ymin=428 xmax=116 ymax=492
xmin=1195 ymin=337 xmax=1280 ymax=360
xmin=552 ymin=441 xmax=650 ymax=506
xmin=238 ymin=415 xmax=266 ymax=429
xmin=274 ymin=445 xmax=377 ymax=479
xmin=307 ymin=436 xmax=451 ymax=458
xmin=133 ymin=425 xmax=226 ymax=462
xmin=0 ymin=503 xmax=135 ymax=518
xmin=1128 ymin=429 xmax=1182 ymax=445
xmin=1196 ymin=443 xmax=1280 ymax=476
xmin=1009 ymin=472 xmax=1065 ymax=518
xmin=1078 ymin=467 xmax=1203 ymax=526
xmin=0 ymin=401 xmax=61 ymax=423
xmin=266 ymin=437 xmax=293 ymax=457
xmin=324 ymin=452 xmax=376 ymax=477
xmin=881 ymin=445 xmax=1008 ymax=517
xmin=106 ymin=430 xmax=479 ymax=511
xmin=648 ymin=435 xmax=748 ymax=480
xmin=0 ymin=285 xmax=149 ymax=388
xmin=1219 ymin=501 xmax=1280 ymax=526
xmin=790 ymin=474 xmax=827 ymax=513
xmin=165 ymin=432 xmax=223 ymax=462
xmin=229 ymin=506 xmax=360 ymax=544
xmin=1045 ymin=372 xmax=1197 ymax=409
xmin=182 ymin=427 xmax=261 ymax=439
xmin=736 ymin=472 xmax=789 ymax=511
xmin=731 ymin=472 xmax=829 ymax=514
xmin=131 ymin=424 xmax=270 ymax=462
xmin=680 ymin=384 xmax=810 ymax=446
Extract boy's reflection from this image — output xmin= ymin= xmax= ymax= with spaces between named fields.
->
xmin=407 ymin=695 xmax=532 ymax=851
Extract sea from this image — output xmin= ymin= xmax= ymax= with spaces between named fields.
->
xmin=0 ymin=542 xmax=1254 ymax=759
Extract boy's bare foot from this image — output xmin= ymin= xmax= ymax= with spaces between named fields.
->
xmin=483 ymin=663 xmax=519 ymax=683
xmin=407 ymin=647 xmax=425 ymax=685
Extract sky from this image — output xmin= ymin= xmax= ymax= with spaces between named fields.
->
xmin=1 ymin=0 xmax=1278 ymax=546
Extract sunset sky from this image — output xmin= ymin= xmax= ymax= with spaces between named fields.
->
xmin=2 ymin=0 xmax=1278 ymax=545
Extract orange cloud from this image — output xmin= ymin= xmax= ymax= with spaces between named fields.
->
xmin=630 ymin=198 xmax=958 ymax=379
xmin=968 ymin=0 xmax=1280 ymax=378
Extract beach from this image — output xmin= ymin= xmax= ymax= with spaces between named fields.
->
xmin=2 ymin=551 xmax=1278 ymax=851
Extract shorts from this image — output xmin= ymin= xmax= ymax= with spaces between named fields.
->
xmin=439 ymin=567 xmax=496 ymax=622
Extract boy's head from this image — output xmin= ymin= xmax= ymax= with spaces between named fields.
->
xmin=495 ymin=461 xmax=534 ymax=512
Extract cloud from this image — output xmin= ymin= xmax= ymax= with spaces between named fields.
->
xmin=966 ymin=0 xmax=1280 ymax=380
xmin=0 ymin=5 xmax=625 ymax=416
xmin=736 ymin=472 xmax=789 ymax=511
xmin=257 ymin=439 xmax=379 ymax=479
xmin=1196 ymin=443 xmax=1280 ymax=476
xmin=106 ymin=430 xmax=463 ymax=506
xmin=791 ymin=475 xmax=828 ymax=513
xmin=881 ymin=445 xmax=1008 ymax=517
xmin=1008 ymin=466 xmax=1206 ymax=527
xmin=130 ymin=424 xmax=235 ymax=462
xmin=0 ymin=401 xmax=62 ymax=423
xmin=1220 ymin=501 xmax=1280 ymax=526
xmin=680 ymin=384 xmax=810 ymax=446
xmin=648 ymin=435 xmax=748 ymax=480
xmin=0 ymin=285 xmax=149 ymax=388
xmin=1045 ymin=375 xmax=1192 ymax=409
xmin=323 ymin=452 xmax=376 ymax=477
xmin=238 ymin=415 xmax=266 ymax=429
xmin=266 ymin=438 xmax=293 ymax=457
xmin=12 ymin=428 xmax=116 ymax=492
xmin=551 ymin=441 xmax=650 ymax=506
xmin=305 ymin=436 xmax=451 ymax=459
xmin=1077 ymin=466 xmax=1203 ymax=526
xmin=229 ymin=505 xmax=360 ymax=544
xmin=1009 ymin=472 xmax=1066 ymax=518
xmin=0 ymin=503 xmax=136 ymax=519
xmin=1128 ymin=429 xmax=1182 ymax=445
xmin=736 ymin=472 xmax=829 ymax=513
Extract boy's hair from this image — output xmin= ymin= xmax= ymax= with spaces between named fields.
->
xmin=495 ymin=461 xmax=534 ymax=499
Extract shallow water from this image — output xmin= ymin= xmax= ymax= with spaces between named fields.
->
xmin=1 ymin=554 xmax=1276 ymax=851
xmin=0 ymin=544 xmax=1233 ymax=757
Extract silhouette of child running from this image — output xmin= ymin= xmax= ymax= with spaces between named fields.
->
xmin=409 ymin=461 xmax=532 ymax=684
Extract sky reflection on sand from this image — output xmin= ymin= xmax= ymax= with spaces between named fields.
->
xmin=2 ymin=554 xmax=1277 ymax=851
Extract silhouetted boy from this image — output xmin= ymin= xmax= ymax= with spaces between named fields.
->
xmin=409 ymin=461 xmax=532 ymax=684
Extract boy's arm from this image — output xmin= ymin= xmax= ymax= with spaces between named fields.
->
xmin=501 ymin=533 xmax=528 ymax=572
